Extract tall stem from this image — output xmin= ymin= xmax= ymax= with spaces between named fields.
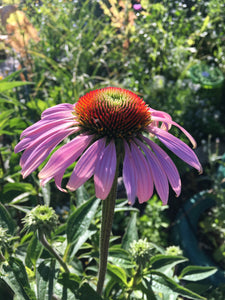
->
xmin=96 ymin=154 xmax=120 ymax=295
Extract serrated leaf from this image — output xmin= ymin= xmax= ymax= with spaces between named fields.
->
xmin=179 ymin=265 xmax=217 ymax=281
xmin=150 ymin=255 xmax=188 ymax=273
xmin=149 ymin=270 xmax=206 ymax=300
xmin=122 ymin=212 xmax=138 ymax=251
xmin=67 ymin=197 xmax=100 ymax=244
xmin=2 ymin=257 xmax=37 ymax=300
xmin=0 ymin=203 xmax=16 ymax=234
xmin=107 ymin=263 xmax=128 ymax=286
xmin=36 ymin=260 xmax=56 ymax=300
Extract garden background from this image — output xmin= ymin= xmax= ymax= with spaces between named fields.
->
xmin=0 ymin=0 xmax=225 ymax=299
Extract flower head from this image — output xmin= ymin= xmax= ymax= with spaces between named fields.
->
xmin=130 ymin=238 xmax=154 ymax=268
xmin=23 ymin=205 xmax=58 ymax=236
xmin=15 ymin=87 xmax=202 ymax=205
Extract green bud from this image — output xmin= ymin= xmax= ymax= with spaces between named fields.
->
xmin=165 ymin=245 xmax=183 ymax=256
xmin=23 ymin=205 xmax=58 ymax=236
xmin=130 ymin=238 xmax=154 ymax=269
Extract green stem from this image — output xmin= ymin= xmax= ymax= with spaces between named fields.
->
xmin=96 ymin=155 xmax=120 ymax=295
xmin=39 ymin=232 xmax=70 ymax=273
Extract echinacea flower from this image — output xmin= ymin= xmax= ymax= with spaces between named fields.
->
xmin=15 ymin=87 xmax=202 ymax=205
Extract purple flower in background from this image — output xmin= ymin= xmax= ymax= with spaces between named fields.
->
xmin=15 ymin=87 xmax=202 ymax=205
xmin=133 ymin=4 xmax=142 ymax=11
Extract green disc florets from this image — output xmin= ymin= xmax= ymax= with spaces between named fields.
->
xmin=130 ymin=238 xmax=154 ymax=269
xmin=23 ymin=205 xmax=58 ymax=236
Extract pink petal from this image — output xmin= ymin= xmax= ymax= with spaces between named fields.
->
xmin=143 ymin=136 xmax=181 ymax=196
xmin=15 ymin=121 xmax=78 ymax=153
xmin=150 ymin=116 xmax=197 ymax=148
xmin=149 ymin=127 xmax=202 ymax=172
xmin=66 ymin=138 xmax=106 ymax=191
xmin=20 ymin=128 xmax=76 ymax=178
xmin=130 ymin=141 xmax=153 ymax=203
xmin=20 ymin=118 xmax=77 ymax=139
xmin=41 ymin=103 xmax=75 ymax=118
xmin=38 ymin=134 xmax=93 ymax=180
xmin=150 ymin=108 xmax=172 ymax=130
xmin=123 ymin=141 xmax=137 ymax=205
xmin=135 ymin=138 xmax=169 ymax=205
xmin=94 ymin=140 xmax=117 ymax=200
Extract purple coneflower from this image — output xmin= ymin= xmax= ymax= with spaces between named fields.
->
xmin=15 ymin=87 xmax=201 ymax=205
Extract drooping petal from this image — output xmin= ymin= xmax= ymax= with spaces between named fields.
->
xmin=149 ymin=108 xmax=172 ymax=130
xmin=39 ymin=134 xmax=93 ymax=180
xmin=94 ymin=140 xmax=117 ymax=200
xmin=149 ymin=116 xmax=197 ymax=148
xmin=149 ymin=127 xmax=202 ymax=172
xmin=130 ymin=141 xmax=153 ymax=203
xmin=41 ymin=103 xmax=75 ymax=118
xmin=142 ymin=136 xmax=181 ymax=196
xmin=15 ymin=121 xmax=78 ymax=153
xmin=54 ymin=172 xmax=67 ymax=192
xmin=150 ymin=108 xmax=172 ymax=121
xmin=20 ymin=118 xmax=78 ymax=139
xmin=135 ymin=138 xmax=169 ymax=205
xmin=123 ymin=140 xmax=137 ymax=205
xmin=21 ymin=128 xmax=77 ymax=178
xmin=66 ymin=138 xmax=106 ymax=191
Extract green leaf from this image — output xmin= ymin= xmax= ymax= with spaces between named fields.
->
xmin=107 ymin=263 xmax=128 ymax=286
xmin=41 ymin=183 xmax=51 ymax=206
xmin=2 ymin=257 xmax=37 ymax=300
xmin=0 ymin=81 xmax=33 ymax=93
xmin=122 ymin=212 xmax=138 ymax=251
xmin=179 ymin=265 xmax=217 ymax=281
xmin=36 ymin=260 xmax=56 ymax=300
xmin=0 ymin=69 xmax=25 ymax=82
xmin=76 ymin=185 xmax=90 ymax=206
xmin=77 ymin=282 xmax=103 ymax=300
xmin=25 ymin=233 xmax=43 ymax=268
xmin=0 ymin=203 xmax=16 ymax=234
xmin=149 ymin=270 xmax=206 ymax=300
xmin=70 ymin=228 xmax=97 ymax=257
xmin=150 ymin=255 xmax=188 ymax=273
xmin=108 ymin=247 xmax=134 ymax=268
xmin=4 ymin=182 xmax=37 ymax=195
xmin=139 ymin=279 xmax=158 ymax=300
xmin=66 ymin=197 xmax=100 ymax=244
xmin=58 ymin=273 xmax=80 ymax=293
xmin=58 ymin=275 xmax=103 ymax=300
xmin=0 ymin=97 xmax=24 ymax=107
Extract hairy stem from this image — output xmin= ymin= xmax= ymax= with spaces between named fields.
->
xmin=96 ymin=156 xmax=120 ymax=295
xmin=39 ymin=232 xmax=70 ymax=273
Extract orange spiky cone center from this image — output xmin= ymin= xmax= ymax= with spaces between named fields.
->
xmin=75 ymin=87 xmax=151 ymax=140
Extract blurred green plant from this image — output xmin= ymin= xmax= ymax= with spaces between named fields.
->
xmin=198 ymin=138 xmax=225 ymax=270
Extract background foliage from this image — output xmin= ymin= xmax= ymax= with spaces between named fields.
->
xmin=1 ymin=0 xmax=225 ymax=299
